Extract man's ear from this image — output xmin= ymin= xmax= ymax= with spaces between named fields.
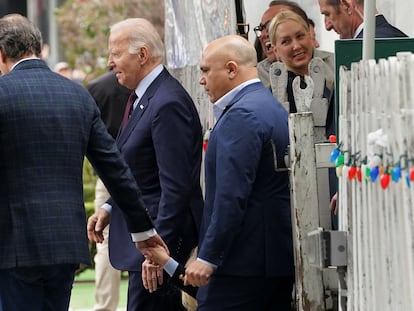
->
xmin=226 ymin=61 xmax=238 ymax=78
xmin=341 ymin=0 xmax=353 ymax=13
xmin=138 ymin=46 xmax=150 ymax=64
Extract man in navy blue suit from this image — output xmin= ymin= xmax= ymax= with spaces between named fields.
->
xmin=87 ymin=70 xmax=129 ymax=311
xmin=88 ymin=18 xmax=204 ymax=311
xmin=318 ymin=0 xmax=407 ymax=219
xmin=319 ymin=0 xmax=407 ymax=141
xmin=184 ymin=35 xmax=295 ymax=311
xmin=0 ymin=14 xmax=165 ymax=311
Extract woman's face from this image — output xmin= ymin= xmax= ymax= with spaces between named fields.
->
xmin=273 ymin=19 xmax=313 ymax=76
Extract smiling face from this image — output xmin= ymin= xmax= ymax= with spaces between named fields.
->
xmin=273 ymin=19 xmax=313 ymax=76
xmin=258 ymin=5 xmax=291 ymax=62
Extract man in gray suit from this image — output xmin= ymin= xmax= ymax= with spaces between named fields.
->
xmin=0 ymin=14 xmax=165 ymax=311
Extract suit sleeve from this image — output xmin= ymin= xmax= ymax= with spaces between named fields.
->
xmin=151 ymin=95 xmax=199 ymax=249
xmin=86 ymin=100 xmax=153 ymax=233
xmin=168 ymin=264 xmax=198 ymax=298
xmin=198 ymin=107 xmax=263 ymax=266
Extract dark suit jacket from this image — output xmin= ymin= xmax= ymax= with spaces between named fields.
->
xmin=358 ymin=14 xmax=407 ymax=39
xmin=170 ymin=264 xmax=198 ymax=298
xmin=0 ymin=59 xmax=153 ymax=269
xmin=199 ymin=82 xmax=294 ymax=278
xmin=87 ymin=71 xmax=130 ymax=139
xmin=326 ymin=14 xmax=407 ymax=138
xmin=108 ymin=68 xmax=203 ymax=272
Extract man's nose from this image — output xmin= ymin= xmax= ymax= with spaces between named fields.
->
xmin=325 ymin=17 xmax=333 ymax=31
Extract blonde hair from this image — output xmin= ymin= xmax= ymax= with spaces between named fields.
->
xmin=268 ymin=10 xmax=310 ymax=47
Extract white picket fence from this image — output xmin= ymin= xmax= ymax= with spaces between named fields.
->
xmin=337 ymin=52 xmax=414 ymax=311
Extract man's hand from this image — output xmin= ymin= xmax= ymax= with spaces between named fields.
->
xmin=184 ymin=260 xmax=214 ymax=287
xmin=87 ymin=209 xmax=110 ymax=243
xmin=142 ymin=259 xmax=163 ymax=293
xmin=141 ymin=244 xmax=170 ymax=267
xmin=136 ymin=234 xmax=169 ymax=257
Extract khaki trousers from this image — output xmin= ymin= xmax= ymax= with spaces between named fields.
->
xmin=93 ymin=178 xmax=121 ymax=311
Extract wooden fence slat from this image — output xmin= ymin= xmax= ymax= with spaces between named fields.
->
xmin=289 ymin=112 xmax=326 ymax=311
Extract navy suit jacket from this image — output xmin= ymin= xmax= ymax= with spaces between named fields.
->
xmin=326 ymin=14 xmax=407 ymax=138
xmin=109 ymin=68 xmax=203 ymax=271
xmin=0 ymin=59 xmax=153 ymax=269
xmin=199 ymin=82 xmax=294 ymax=278
xmin=169 ymin=264 xmax=198 ymax=298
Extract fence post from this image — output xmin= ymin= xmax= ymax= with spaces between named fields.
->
xmin=289 ymin=112 xmax=326 ymax=311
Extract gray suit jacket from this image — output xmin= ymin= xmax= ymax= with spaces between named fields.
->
xmin=0 ymin=59 xmax=153 ymax=269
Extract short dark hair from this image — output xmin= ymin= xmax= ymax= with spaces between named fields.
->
xmin=268 ymin=0 xmax=309 ymax=25
xmin=0 ymin=14 xmax=42 ymax=61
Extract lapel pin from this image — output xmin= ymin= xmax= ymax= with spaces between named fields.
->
xmin=140 ymin=104 xmax=144 ymax=110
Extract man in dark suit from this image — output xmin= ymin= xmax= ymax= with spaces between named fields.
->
xmin=89 ymin=18 xmax=204 ymax=311
xmin=87 ymin=70 xmax=129 ymax=311
xmin=319 ymin=0 xmax=407 ymax=139
xmin=184 ymin=35 xmax=294 ymax=311
xmin=0 ymin=14 xmax=165 ymax=311
xmin=318 ymin=0 xmax=407 ymax=219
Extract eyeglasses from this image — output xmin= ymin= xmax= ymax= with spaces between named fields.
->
xmin=253 ymin=20 xmax=271 ymax=38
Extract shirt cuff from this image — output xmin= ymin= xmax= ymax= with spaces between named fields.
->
xmin=130 ymin=228 xmax=157 ymax=242
xmin=100 ymin=203 xmax=112 ymax=214
xmin=197 ymin=257 xmax=218 ymax=269
xmin=164 ymin=257 xmax=179 ymax=277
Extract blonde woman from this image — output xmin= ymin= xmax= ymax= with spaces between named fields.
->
xmin=268 ymin=10 xmax=333 ymax=114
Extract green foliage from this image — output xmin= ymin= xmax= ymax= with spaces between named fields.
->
xmin=55 ymin=0 xmax=165 ymax=82
xmin=78 ymin=159 xmax=97 ymax=274
xmin=83 ymin=158 xmax=96 ymax=200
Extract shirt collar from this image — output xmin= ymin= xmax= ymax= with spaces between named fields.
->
xmin=213 ymin=78 xmax=260 ymax=120
xmin=132 ymin=64 xmax=163 ymax=107
xmin=354 ymin=23 xmax=364 ymax=38
xmin=354 ymin=13 xmax=379 ymax=38
xmin=11 ymin=57 xmax=41 ymax=71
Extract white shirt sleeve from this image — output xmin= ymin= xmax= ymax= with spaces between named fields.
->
xmin=101 ymin=203 xmax=156 ymax=242
xmin=164 ymin=257 xmax=179 ymax=277
xmin=131 ymin=229 xmax=157 ymax=242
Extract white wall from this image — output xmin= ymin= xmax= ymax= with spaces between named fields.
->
xmin=377 ymin=0 xmax=414 ymax=37
xmin=243 ymin=1 xmax=268 ymax=44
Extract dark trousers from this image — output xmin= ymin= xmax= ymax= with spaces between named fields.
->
xmin=196 ymin=274 xmax=295 ymax=311
xmin=127 ymin=270 xmax=186 ymax=311
xmin=0 ymin=264 xmax=78 ymax=311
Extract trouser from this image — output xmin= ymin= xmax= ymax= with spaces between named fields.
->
xmin=93 ymin=178 xmax=121 ymax=311
xmin=0 ymin=264 xmax=78 ymax=311
xmin=196 ymin=274 xmax=295 ymax=311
